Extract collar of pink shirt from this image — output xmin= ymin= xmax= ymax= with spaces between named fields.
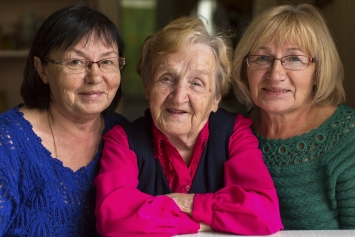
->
xmin=151 ymin=121 xmax=210 ymax=192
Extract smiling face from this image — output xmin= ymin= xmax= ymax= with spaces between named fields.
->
xmin=35 ymin=34 xmax=121 ymax=118
xmin=247 ymin=42 xmax=316 ymax=116
xmin=146 ymin=43 xmax=220 ymax=142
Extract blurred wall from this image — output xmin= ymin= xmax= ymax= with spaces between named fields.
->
xmin=1 ymin=0 xmax=355 ymax=116
xmin=322 ymin=0 xmax=355 ymax=107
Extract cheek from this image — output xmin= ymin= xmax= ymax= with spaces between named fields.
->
xmin=107 ymin=75 xmax=121 ymax=89
xmin=150 ymin=85 xmax=171 ymax=103
xmin=247 ymin=77 xmax=258 ymax=95
xmin=293 ymin=72 xmax=314 ymax=91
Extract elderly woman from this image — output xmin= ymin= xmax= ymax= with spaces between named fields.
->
xmin=95 ymin=17 xmax=283 ymax=236
xmin=0 ymin=5 xmax=126 ymax=236
xmin=233 ymin=3 xmax=355 ymax=230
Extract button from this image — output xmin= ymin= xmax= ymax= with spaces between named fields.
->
xmin=185 ymin=186 xmax=190 ymax=192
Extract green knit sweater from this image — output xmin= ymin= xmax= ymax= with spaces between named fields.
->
xmin=255 ymin=104 xmax=355 ymax=230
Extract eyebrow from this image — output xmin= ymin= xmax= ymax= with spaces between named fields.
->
xmin=157 ymin=64 xmax=211 ymax=77
xmin=68 ymin=49 xmax=119 ymax=58
xmin=257 ymin=46 xmax=304 ymax=53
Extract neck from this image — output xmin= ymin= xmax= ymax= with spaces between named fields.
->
xmin=47 ymin=107 xmax=103 ymax=170
xmin=252 ymin=105 xmax=316 ymax=139
xmin=166 ymin=134 xmax=198 ymax=166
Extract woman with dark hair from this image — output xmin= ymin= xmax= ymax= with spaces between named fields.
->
xmin=0 ymin=4 xmax=126 ymax=236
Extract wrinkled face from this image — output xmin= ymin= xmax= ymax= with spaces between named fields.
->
xmin=146 ymin=43 xmax=220 ymax=141
xmin=247 ymin=42 xmax=316 ymax=115
xmin=36 ymin=34 xmax=121 ymax=117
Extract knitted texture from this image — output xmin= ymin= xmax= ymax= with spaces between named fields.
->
xmin=256 ymin=104 xmax=355 ymax=230
xmin=0 ymin=106 xmax=126 ymax=236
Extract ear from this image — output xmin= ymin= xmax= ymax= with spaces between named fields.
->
xmin=34 ymin=56 xmax=49 ymax=84
xmin=211 ymin=93 xmax=221 ymax=113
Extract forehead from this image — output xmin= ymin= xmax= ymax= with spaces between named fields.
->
xmin=251 ymin=31 xmax=314 ymax=56
xmin=52 ymin=38 xmax=118 ymax=58
xmin=155 ymin=43 xmax=216 ymax=71
xmin=55 ymin=32 xmax=118 ymax=54
xmin=75 ymin=33 xmax=117 ymax=50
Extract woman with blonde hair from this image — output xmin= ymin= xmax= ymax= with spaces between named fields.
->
xmin=233 ymin=3 xmax=355 ymax=229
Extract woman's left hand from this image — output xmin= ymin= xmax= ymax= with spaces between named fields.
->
xmin=165 ymin=193 xmax=195 ymax=215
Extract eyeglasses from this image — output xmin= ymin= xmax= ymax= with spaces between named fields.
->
xmin=41 ymin=57 xmax=126 ymax=72
xmin=246 ymin=55 xmax=316 ymax=70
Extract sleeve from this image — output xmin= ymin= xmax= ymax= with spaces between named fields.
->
xmin=94 ymin=125 xmax=199 ymax=237
xmin=0 ymin=147 xmax=19 ymax=235
xmin=335 ymin=142 xmax=355 ymax=229
xmin=191 ymin=114 xmax=284 ymax=235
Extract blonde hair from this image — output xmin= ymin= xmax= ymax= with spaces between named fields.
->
xmin=232 ymin=3 xmax=345 ymax=110
xmin=137 ymin=16 xmax=232 ymax=98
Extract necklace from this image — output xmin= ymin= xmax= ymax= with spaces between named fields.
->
xmin=47 ymin=110 xmax=102 ymax=159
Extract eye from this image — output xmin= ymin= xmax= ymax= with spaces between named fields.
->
xmin=67 ymin=59 xmax=85 ymax=66
xmin=161 ymin=77 xmax=171 ymax=82
xmin=100 ymin=59 xmax=114 ymax=65
xmin=190 ymin=78 xmax=206 ymax=91
xmin=287 ymin=56 xmax=302 ymax=62
xmin=257 ymin=56 xmax=269 ymax=61
xmin=251 ymin=55 xmax=272 ymax=63
xmin=157 ymin=74 xmax=174 ymax=85
xmin=191 ymin=79 xmax=202 ymax=87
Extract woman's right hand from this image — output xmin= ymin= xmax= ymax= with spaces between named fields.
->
xmin=199 ymin=222 xmax=212 ymax=232
xmin=165 ymin=193 xmax=195 ymax=215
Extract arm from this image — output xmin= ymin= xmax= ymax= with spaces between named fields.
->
xmin=94 ymin=125 xmax=199 ymax=237
xmin=0 ymin=172 xmax=16 ymax=235
xmin=191 ymin=114 xmax=283 ymax=235
xmin=0 ymin=147 xmax=19 ymax=235
xmin=165 ymin=193 xmax=212 ymax=232
xmin=336 ymin=145 xmax=355 ymax=229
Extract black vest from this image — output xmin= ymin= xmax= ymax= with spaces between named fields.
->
xmin=121 ymin=108 xmax=236 ymax=195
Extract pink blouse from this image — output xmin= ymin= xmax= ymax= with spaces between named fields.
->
xmin=152 ymin=122 xmax=208 ymax=192
xmin=95 ymin=114 xmax=283 ymax=237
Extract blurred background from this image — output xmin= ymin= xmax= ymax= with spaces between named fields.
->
xmin=0 ymin=0 xmax=353 ymax=121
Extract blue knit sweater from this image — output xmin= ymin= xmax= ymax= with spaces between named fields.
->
xmin=0 ymin=106 xmax=126 ymax=236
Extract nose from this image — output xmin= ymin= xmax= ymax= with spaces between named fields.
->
xmin=168 ymin=81 xmax=189 ymax=104
xmin=267 ymin=59 xmax=287 ymax=81
xmin=84 ymin=63 xmax=103 ymax=84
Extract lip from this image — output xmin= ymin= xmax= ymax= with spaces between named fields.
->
xmin=79 ymin=90 xmax=105 ymax=98
xmin=165 ymin=108 xmax=188 ymax=115
xmin=262 ymin=87 xmax=290 ymax=94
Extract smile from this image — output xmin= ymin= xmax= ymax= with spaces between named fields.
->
xmin=81 ymin=90 xmax=104 ymax=95
xmin=263 ymin=88 xmax=290 ymax=93
xmin=166 ymin=108 xmax=187 ymax=114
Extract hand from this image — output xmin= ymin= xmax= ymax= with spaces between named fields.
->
xmin=165 ymin=193 xmax=195 ymax=215
xmin=199 ymin=222 xmax=212 ymax=232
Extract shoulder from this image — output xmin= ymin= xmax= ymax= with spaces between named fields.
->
xmin=210 ymin=108 xmax=252 ymax=128
xmin=209 ymin=108 xmax=239 ymax=124
xmin=121 ymin=109 xmax=152 ymax=132
xmin=336 ymin=104 xmax=355 ymax=116
xmin=325 ymin=104 xmax=355 ymax=150
xmin=103 ymin=112 xmax=128 ymax=132
xmin=327 ymin=104 xmax=355 ymax=135
xmin=0 ymin=106 xmax=32 ymax=173
xmin=0 ymin=106 xmax=28 ymax=133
